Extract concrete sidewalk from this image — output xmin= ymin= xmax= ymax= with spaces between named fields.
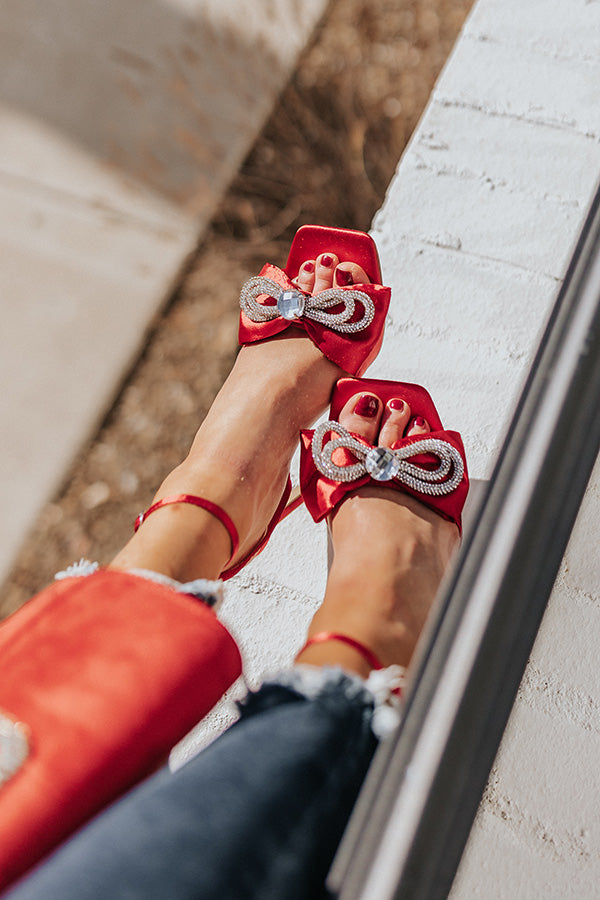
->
xmin=0 ymin=0 xmax=327 ymax=585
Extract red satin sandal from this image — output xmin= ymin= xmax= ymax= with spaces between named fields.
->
xmin=299 ymin=377 xmax=469 ymax=532
xmin=238 ymin=224 xmax=391 ymax=376
xmin=135 ymin=227 xmax=389 ymax=577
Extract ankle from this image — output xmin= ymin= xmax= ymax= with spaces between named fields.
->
xmin=296 ymin=631 xmax=384 ymax=679
xmin=304 ymin=601 xmax=417 ymax=671
xmin=296 ymin=636 xmax=376 ymax=679
xmin=111 ymin=501 xmax=232 ymax=583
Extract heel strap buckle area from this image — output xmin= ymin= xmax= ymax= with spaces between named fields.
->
xmin=134 ymin=494 xmax=239 ymax=565
xmin=299 ymin=631 xmax=384 ymax=671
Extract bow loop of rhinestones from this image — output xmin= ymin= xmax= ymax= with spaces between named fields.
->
xmin=239 ymin=276 xmax=375 ymax=334
xmin=311 ymin=421 xmax=464 ymax=496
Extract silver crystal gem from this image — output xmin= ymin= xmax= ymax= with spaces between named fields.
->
xmin=365 ymin=447 xmax=401 ymax=481
xmin=277 ymin=289 xmax=306 ymax=320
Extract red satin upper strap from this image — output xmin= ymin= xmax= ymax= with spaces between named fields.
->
xmin=299 ymin=631 xmax=383 ymax=671
xmin=134 ymin=494 xmax=239 ymax=565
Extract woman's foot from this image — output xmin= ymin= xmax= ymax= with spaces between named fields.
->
xmin=111 ymin=254 xmax=370 ymax=583
xmin=296 ymin=388 xmax=460 ymax=677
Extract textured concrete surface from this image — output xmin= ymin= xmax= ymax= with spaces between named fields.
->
xmin=186 ymin=0 xmax=600 ymax=895
xmin=386 ymin=0 xmax=600 ymax=894
xmin=0 ymin=0 xmax=327 ymax=585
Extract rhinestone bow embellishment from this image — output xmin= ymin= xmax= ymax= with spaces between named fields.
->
xmin=311 ymin=421 xmax=464 ymax=495
xmin=239 ymin=276 xmax=375 ymax=334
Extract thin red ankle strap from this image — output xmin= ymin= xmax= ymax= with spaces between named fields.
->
xmin=298 ymin=631 xmax=383 ymax=671
xmin=134 ymin=494 xmax=239 ymax=565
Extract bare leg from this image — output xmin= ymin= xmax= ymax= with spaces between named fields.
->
xmin=296 ymin=389 xmax=460 ymax=677
xmin=111 ymin=255 xmax=369 ymax=583
xmin=3 ymin=392 xmax=460 ymax=900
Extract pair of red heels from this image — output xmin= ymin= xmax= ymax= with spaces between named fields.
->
xmin=0 ymin=227 xmax=469 ymax=890
xmin=136 ymin=226 xmax=470 ymax=663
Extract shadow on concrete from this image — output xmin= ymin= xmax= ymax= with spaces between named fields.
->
xmin=0 ymin=0 xmax=299 ymax=212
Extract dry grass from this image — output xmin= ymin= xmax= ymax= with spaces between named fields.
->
xmin=1 ymin=0 xmax=473 ymax=618
xmin=215 ymin=0 xmax=472 ymax=242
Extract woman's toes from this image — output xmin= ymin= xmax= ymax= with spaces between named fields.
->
xmin=313 ymin=252 xmax=339 ymax=293
xmin=378 ymin=398 xmax=412 ymax=448
xmin=338 ymin=391 xmax=382 ymax=444
xmin=294 ymin=259 xmax=315 ymax=293
xmin=334 ymin=262 xmax=370 ymax=288
xmin=406 ymin=415 xmax=431 ymax=437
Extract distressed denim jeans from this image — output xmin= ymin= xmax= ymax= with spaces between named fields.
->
xmin=5 ymin=667 xmax=403 ymax=900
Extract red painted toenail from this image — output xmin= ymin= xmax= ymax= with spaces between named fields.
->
xmin=321 ymin=255 xmax=334 ymax=268
xmin=354 ymin=395 xmax=379 ymax=418
xmin=336 ymin=269 xmax=353 ymax=285
xmin=302 ymin=261 xmax=315 ymax=274
xmin=389 ymin=398 xmax=405 ymax=411
xmin=413 ymin=416 xmax=426 ymax=427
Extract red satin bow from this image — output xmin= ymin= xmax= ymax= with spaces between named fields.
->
xmin=238 ymin=264 xmax=391 ymax=377
xmin=299 ymin=427 xmax=469 ymax=533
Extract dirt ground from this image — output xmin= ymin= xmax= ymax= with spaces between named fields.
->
xmin=1 ymin=0 xmax=473 ymax=617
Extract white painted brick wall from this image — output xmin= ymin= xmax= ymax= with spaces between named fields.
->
xmin=376 ymin=0 xmax=600 ymax=894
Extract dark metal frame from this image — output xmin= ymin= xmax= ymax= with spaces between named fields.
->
xmin=329 ymin=181 xmax=600 ymax=900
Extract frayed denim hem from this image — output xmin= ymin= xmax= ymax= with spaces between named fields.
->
xmin=54 ymin=559 xmax=223 ymax=608
xmin=241 ymin=664 xmax=405 ymax=740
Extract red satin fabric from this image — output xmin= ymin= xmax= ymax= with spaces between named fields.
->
xmin=300 ymin=378 xmax=469 ymax=532
xmin=283 ymin=224 xmax=384 ymax=284
xmin=238 ymin=251 xmax=391 ymax=377
xmin=0 ymin=570 xmax=242 ymax=890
